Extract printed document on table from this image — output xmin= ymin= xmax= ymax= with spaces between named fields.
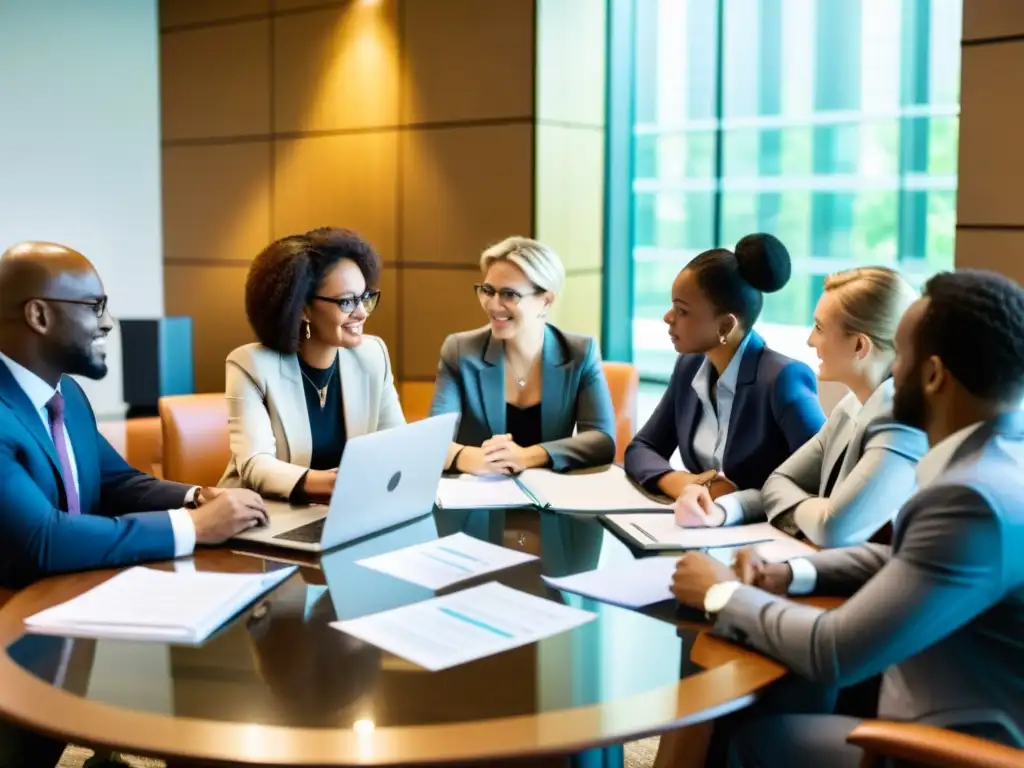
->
xmin=542 ymin=556 xmax=678 ymax=609
xmin=604 ymin=515 xmax=782 ymax=551
xmin=332 ymin=582 xmax=596 ymax=671
xmin=356 ymin=532 xmax=537 ymax=589
xmin=518 ymin=465 xmax=672 ymax=513
xmin=708 ymin=534 xmax=817 ymax=565
xmin=23 ymin=566 xmax=297 ymax=644
xmin=435 ymin=475 xmax=535 ymax=509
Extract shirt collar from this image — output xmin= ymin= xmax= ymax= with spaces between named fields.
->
xmin=692 ymin=332 xmax=751 ymax=398
xmin=0 ymin=350 xmax=61 ymax=412
xmin=915 ymin=422 xmax=984 ymax=488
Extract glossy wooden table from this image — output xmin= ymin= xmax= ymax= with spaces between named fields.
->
xmin=0 ymin=510 xmax=794 ymax=767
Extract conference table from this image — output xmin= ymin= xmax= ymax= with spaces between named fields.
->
xmin=0 ymin=508 xmax=799 ymax=767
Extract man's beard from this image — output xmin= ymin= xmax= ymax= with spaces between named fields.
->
xmin=892 ymin=367 xmax=928 ymax=431
xmin=61 ymin=342 xmax=108 ymax=380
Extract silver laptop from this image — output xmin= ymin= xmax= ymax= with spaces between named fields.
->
xmin=234 ymin=412 xmax=459 ymax=553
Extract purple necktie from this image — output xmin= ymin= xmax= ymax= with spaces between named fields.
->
xmin=46 ymin=392 xmax=80 ymax=516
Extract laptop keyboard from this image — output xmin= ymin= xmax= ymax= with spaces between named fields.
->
xmin=274 ymin=518 xmax=325 ymax=544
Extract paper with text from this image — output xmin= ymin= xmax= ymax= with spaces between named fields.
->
xmin=356 ymin=532 xmax=537 ymax=589
xmin=23 ymin=566 xmax=296 ymax=644
xmin=543 ymin=556 xmax=678 ymax=608
xmin=332 ymin=582 xmax=596 ymax=671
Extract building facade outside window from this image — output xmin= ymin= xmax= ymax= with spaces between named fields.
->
xmin=629 ymin=0 xmax=962 ymax=379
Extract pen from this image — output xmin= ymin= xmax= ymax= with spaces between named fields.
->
xmin=631 ymin=522 xmax=657 ymax=542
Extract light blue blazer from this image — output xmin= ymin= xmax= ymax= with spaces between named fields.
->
xmin=429 ymin=325 xmax=615 ymax=471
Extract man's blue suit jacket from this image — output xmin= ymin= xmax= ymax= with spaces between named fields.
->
xmin=0 ymin=360 xmax=194 ymax=589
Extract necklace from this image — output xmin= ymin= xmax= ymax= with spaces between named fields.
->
xmin=299 ymin=362 xmax=336 ymax=409
xmin=505 ymin=349 xmax=535 ymax=389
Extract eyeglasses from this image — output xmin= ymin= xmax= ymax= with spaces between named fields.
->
xmin=474 ymin=284 xmax=541 ymax=305
xmin=32 ymin=296 xmax=109 ymax=317
xmin=313 ymin=290 xmax=380 ymax=315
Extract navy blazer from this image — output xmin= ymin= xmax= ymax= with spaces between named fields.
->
xmin=625 ymin=332 xmax=826 ymax=493
xmin=429 ymin=324 xmax=616 ymax=471
xmin=0 ymin=360 xmax=194 ymax=589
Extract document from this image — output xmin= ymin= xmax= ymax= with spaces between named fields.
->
xmin=435 ymin=475 xmax=535 ymax=509
xmin=24 ymin=566 xmax=297 ymax=644
xmin=542 ymin=556 xmax=678 ymax=609
xmin=603 ymin=515 xmax=783 ymax=551
xmin=518 ymin=465 xmax=672 ymax=513
xmin=332 ymin=582 xmax=595 ymax=671
xmin=356 ymin=532 xmax=537 ymax=589
xmin=708 ymin=535 xmax=818 ymax=565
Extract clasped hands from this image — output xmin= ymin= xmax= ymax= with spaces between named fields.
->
xmin=669 ymin=548 xmax=793 ymax=609
xmin=455 ymin=435 xmax=549 ymax=475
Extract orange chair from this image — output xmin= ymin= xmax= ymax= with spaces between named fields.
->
xmin=602 ymin=361 xmax=639 ymax=464
xmin=848 ymin=720 xmax=1024 ymax=768
xmin=158 ymin=393 xmax=231 ymax=487
xmin=399 ymin=381 xmax=434 ymax=423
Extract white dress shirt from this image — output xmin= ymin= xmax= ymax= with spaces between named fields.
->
xmin=688 ymin=333 xmax=752 ymax=471
xmin=0 ymin=351 xmax=198 ymax=557
xmin=786 ymin=421 xmax=983 ymax=594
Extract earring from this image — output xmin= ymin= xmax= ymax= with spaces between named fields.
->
xmin=719 ymin=334 xmax=728 ymax=346
xmin=304 ymin=320 xmax=311 ymax=340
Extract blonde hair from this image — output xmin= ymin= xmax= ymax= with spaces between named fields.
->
xmin=480 ymin=236 xmax=566 ymax=295
xmin=824 ymin=267 xmax=918 ymax=353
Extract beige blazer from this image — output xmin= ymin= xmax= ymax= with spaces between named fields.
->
xmin=218 ymin=338 xmax=405 ymax=499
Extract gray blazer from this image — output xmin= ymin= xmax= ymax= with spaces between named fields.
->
xmin=722 ymin=379 xmax=927 ymax=546
xmin=429 ymin=324 xmax=615 ymax=471
xmin=714 ymin=411 xmax=1024 ymax=746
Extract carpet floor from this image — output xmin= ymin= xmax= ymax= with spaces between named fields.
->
xmin=59 ymin=738 xmax=661 ymax=767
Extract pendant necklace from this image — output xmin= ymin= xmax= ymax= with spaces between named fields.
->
xmin=300 ymin=362 xmax=336 ymax=409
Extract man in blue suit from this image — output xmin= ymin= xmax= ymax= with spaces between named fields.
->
xmin=671 ymin=269 xmax=1024 ymax=766
xmin=0 ymin=241 xmax=268 ymax=767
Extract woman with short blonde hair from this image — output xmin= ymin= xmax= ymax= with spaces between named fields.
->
xmin=674 ymin=265 xmax=928 ymax=548
xmin=429 ymin=236 xmax=615 ymax=474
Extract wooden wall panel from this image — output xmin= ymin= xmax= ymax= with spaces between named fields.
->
xmin=957 ymin=42 xmax=1024 ymax=226
xmin=368 ymin=266 xmax=399 ymax=364
xmin=963 ymin=0 xmax=1024 ymax=40
xmin=399 ymin=269 xmax=484 ymax=380
xmin=273 ymin=2 xmax=400 ymax=133
xmin=161 ymin=20 xmax=271 ymax=140
xmin=955 ymin=228 xmax=1024 ymax=284
xmin=165 ymin=263 xmax=253 ymax=393
xmin=401 ymin=0 xmax=534 ymax=124
xmin=160 ymin=0 xmax=270 ymax=29
xmin=400 ymin=124 xmax=533 ymax=265
xmin=162 ymin=142 xmax=272 ymax=262
xmin=273 ymin=132 xmax=399 ymax=254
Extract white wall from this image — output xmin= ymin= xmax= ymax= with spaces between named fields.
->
xmin=0 ymin=0 xmax=163 ymax=418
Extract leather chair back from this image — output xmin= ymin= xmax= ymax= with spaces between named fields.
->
xmin=158 ymin=394 xmax=230 ymax=487
xmin=602 ymin=361 xmax=639 ymax=464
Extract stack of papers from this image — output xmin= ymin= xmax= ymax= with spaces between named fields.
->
xmin=356 ymin=532 xmax=537 ymax=589
xmin=542 ymin=557 xmax=678 ymax=608
xmin=603 ymin=516 xmax=786 ymax=551
xmin=436 ymin=465 xmax=671 ymax=514
xmin=23 ymin=566 xmax=296 ymax=644
xmin=333 ymin=582 xmax=595 ymax=671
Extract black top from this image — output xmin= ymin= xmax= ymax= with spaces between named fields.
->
xmin=291 ymin=356 xmax=346 ymax=502
xmin=506 ymin=403 xmax=542 ymax=448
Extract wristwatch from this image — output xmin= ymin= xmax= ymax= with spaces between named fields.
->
xmin=694 ymin=469 xmax=718 ymax=489
xmin=704 ymin=580 xmax=740 ymax=617
xmin=185 ymin=487 xmax=203 ymax=509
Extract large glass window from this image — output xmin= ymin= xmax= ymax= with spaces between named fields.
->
xmin=630 ymin=0 xmax=962 ymax=379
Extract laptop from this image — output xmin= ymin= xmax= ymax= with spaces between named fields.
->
xmin=233 ymin=412 xmax=459 ymax=553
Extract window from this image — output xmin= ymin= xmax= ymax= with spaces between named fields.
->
xmin=629 ymin=0 xmax=962 ymax=379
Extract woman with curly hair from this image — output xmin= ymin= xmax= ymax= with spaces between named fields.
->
xmin=218 ymin=227 xmax=404 ymax=503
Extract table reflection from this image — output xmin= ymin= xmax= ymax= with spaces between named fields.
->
xmin=7 ymin=509 xmax=694 ymax=729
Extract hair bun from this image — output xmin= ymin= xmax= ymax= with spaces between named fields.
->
xmin=734 ymin=233 xmax=791 ymax=293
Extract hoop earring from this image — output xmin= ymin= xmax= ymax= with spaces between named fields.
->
xmin=304 ymin=320 xmax=311 ymax=340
